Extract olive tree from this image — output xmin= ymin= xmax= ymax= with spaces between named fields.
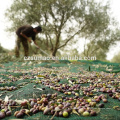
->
xmin=5 ymin=0 xmax=113 ymax=56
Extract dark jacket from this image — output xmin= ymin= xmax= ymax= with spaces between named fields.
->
xmin=16 ymin=25 xmax=36 ymax=41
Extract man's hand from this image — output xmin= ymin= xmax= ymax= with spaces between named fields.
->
xmin=34 ymin=41 xmax=40 ymax=49
xmin=27 ymin=38 xmax=32 ymax=43
xmin=35 ymin=45 xmax=40 ymax=49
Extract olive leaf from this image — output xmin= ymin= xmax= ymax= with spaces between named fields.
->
xmin=68 ymin=100 xmax=77 ymax=103
xmin=8 ymin=105 xmax=12 ymax=112
xmin=113 ymin=106 xmax=120 ymax=110
xmin=27 ymin=102 xmax=31 ymax=110
xmin=4 ymin=95 xmax=9 ymax=102
xmin=72 ymin=109 xmax=80 ymax=116
xmin=79 ymin=90 xmax=84 ymax=95
xmin=37 ymin=75 xmax=46 ymax=78
xmin=92 ymin=108 xmax=101 ymax=113
xmin=15 ymin=99 xmax=28 ymax=105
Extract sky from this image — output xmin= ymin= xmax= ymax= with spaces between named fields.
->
xmin=0 ymin=0 xmax=120 ymax=60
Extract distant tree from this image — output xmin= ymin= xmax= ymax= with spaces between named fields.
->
xmin=111 ymin=51 xmax=120 ymax=63
xmin=81 ymin=28 xmax=120 ymax=60
xmin=0 ymin=44 xmax=8 ymax=53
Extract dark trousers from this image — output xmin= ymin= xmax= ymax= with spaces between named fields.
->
xmin=15 ymin=37 xmax=29 ymax=57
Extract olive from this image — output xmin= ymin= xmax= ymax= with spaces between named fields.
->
xmin=59 ymin=111 xmax=63 ymax=117
xmin=6 ymin=111 xmax=12 ymax=116
xmin=0 ymin=112 xmax=5 ymax=119
xmin=33 ymin=109 xmax=39 ymax=114
xmin=90 ymin=111 xmax=97 ymax=116
xmin=98 ymin=103 xmax=104 ymax=108
xmin=44 ymin=107 xmax=51 ymax=115
xmin=16 ymin=112 xmax=24 ymax=118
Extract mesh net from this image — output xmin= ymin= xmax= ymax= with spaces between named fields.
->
xmin=0 ymin=60 xmax=120 ymax=120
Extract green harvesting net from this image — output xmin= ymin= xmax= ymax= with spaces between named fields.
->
xmin=0 ymin=60 xmax=120 ymax=120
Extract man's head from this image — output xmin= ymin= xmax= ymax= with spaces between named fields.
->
xmin=33 ymin=26 xmax=42 ymax=33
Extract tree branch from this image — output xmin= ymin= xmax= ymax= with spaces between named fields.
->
xmin=48 ymin=34 xmax=54 ymax=50
xmin=90 ymin=47 xmax=100 ymax=56
xmin=45 ymin=34 xmax=49 ymax=48
xmin=58 ymin=24 xmax=86 ymax=49
xmin=83 ymin=38 xmax=87 ymax=56
xmin=49 ymin=5 xmax=58 ymax=34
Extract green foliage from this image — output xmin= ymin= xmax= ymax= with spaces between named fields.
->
xmin=81 ymin=28 xmax=120 ymax=60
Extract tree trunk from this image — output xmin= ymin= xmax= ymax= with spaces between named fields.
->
xmin=52 ymin=48 xmax=58 ymax=56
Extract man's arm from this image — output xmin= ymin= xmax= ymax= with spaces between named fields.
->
xmin=20 ymin=33 xmax=32 ymax=43
xmin=34 ymin=40 xmax=40 ymax=48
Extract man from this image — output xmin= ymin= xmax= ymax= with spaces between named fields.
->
xmin=15 ymin=25 xmax=42 ymax=57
